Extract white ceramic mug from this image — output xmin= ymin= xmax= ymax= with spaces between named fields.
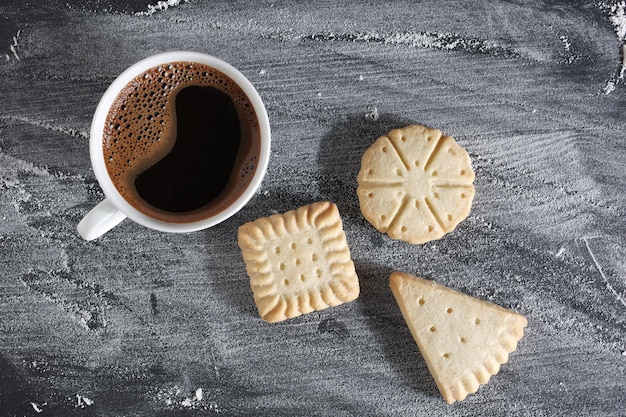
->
xmin=77 ymin=51 xmax=271 ymax=240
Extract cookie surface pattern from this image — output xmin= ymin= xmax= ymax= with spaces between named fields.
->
xmin=357 ymin=124 xmax=475 ymax=244
xmin=389 ymin=271 xmax=527 ymax=404
xmin=238 ymin=201 xmax=359 ymax=323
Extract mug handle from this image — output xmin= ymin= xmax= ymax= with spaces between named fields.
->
xmin=77 ymin=198 xmax=127 ymax=240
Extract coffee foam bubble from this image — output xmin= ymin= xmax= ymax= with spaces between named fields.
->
xmin=103 ymin=62 xmax=260 ymax=220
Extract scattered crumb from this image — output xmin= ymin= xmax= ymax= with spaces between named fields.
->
xmin=30 ymin=402 xmax=46 ymax=413
xmin=603 ymin=80 xmax=617 ymax=94
xmin=155 ymin=385 xmax=218 ymax=412
xmin=7 ymin=29 xmax=21 ymax=61
xmin=259 ymin=69 xmax=266 ymax=75
xmin=364 ymin=106 xmax=379 ymax=121
xmin=75 ymin=394 xmax=94 ymax=408
xmin=559 ymin=35 xmax=576 ymax=63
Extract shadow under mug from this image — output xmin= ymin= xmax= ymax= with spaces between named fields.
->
xmin=77 ymin=51 xmax=271 ymax=240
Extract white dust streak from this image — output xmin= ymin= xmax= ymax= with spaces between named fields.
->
xmin=583 ymin=237 xmax=626 ymax=309
xmin=135 ymin=0 xmax=189 ymax=17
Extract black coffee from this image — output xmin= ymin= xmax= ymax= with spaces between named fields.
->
xmin=102 ymin=62 xmax=261 ymax=223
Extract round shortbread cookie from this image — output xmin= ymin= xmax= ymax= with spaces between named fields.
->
xmin=357 ymin=124 xmax=475 ymax=244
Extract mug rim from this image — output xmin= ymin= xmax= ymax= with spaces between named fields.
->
xmin=89 ymin=51 xmax=271 ymax=233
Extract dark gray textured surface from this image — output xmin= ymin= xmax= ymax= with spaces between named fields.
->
xmin=1 ymin=1 xmax=625 ymax=415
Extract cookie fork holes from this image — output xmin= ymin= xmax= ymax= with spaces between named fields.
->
xmin=429 ymin=326 xmax=436 ymax=333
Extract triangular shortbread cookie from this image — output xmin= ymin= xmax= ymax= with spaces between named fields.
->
xmin=389 ymin=271 xmax=527 ymax=404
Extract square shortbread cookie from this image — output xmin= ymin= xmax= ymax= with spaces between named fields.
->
xmin=238 ymin=201 xmax=359 ymax=323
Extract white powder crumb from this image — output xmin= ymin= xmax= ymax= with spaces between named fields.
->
xmin=156 ymin=385 xmax=217 ymax=411
xmin=7 ymin=29 xmax=21 ymax=61
xmin=358 ymin=74 xmax=364 ymax=81
xmin=259 ymin=69 xmax=266 ymax=75
xmin=30 ymin=402 xmax=45 ymax=413
xmin=364 ymin=106 xmax=379 ymax=122
xmin=559 ymin=35 xmax=578 ymax=63
xmin=603 ymin=80 xmax=616 ymax=94
xmin=195 ymin=388 xmax=203 ymax=401
xmin=317 ymin=92 xmax=322 ymax=97
xmin=75 ymin=394 xmax=94 ymax=408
